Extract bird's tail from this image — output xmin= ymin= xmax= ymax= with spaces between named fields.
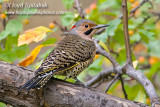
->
xmin=21 ymin=72 xmax=52 ymax=90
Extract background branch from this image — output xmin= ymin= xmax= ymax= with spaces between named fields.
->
xmin=130 ymin=0 xmax=149 ymax=14
xmin=75 ymin=0 xmax=85 ymax=19
xmin=86 ymin=41 xmax=160 ymax=106
xmin=119 ymin=76 xmax=128 ymax=99
xmin=119 ymin=0 xmax=150 ymax=18
xmin=72 ymin=0 xmax=160 ymax=106
xmin=122 ymin=0 xmax=133 ymax=65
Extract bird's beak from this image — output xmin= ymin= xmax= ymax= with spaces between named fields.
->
xmin=92 ymin=24 xmax=110 ymax=29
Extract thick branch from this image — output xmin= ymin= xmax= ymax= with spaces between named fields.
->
xmin=124 ymin=65 xmax=160 ymax=107
xmin=122 ymin=0 xmax=132 ymax=65
xmin=86 ymin=42 xmax=160 ymax=106
xmin=0 ymin=61 xmax=150 ymax=107
xmin=0 ymin=61 xmax=39 ymax=107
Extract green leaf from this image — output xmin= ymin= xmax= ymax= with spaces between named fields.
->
xmin=155 ymin=0 xmax=160 ymax=3
xmin=0 ymin=51 xmax=17 ymax=63
xmin=113 ymin=28 xmax=124 ymax=45
xmin=117 ymin=49 xmax=126 ymax=64
xmin=13 ymin=45 xmax=29 ymax=59
xmin=5 ymin=19 xmax=23 ymax=36
xmin=0 ymin=102 xmax=7 ymax=107
xmin=0 ymin=43 xmax=29 ymax=63
xmin=130 ymin=33 xmax=141 ymax=43
xmin=139 ymin=29 xmax=155 ymax=41
xmin=40 ymin=48 xmax=54 ymax=59
xmin=95 ymin=19 xmax=121 ymax=42
xmin=61 ymin=12 xmax=74 ymax=27
xmin=62 ymin=0 xmax=74 ymax=9
xmin=147 ymin=40 xmax=160 ymax=57
xmin=54 ymin=75 xmax=75 ymax=83
xmin=138 ymin=29 xmax=155 ymax=43
xmin=0 ymin=31 xmax=9 ymax=41
xmin=101 ymin=12 xmax=117 ymax=17
xmin=147 ymin=62 xmax=160 ymax=79
xmin=134 ymin=88 xmax=146 ymax=103
xmin=106 ymin=19 xmax=121 ymax=36
xmin=5 ymin=36 xmax=18 ymax=50
xmin=94 ymin=32 xmax=107 ymax=43
xmin=18 ymin=8 xmax=37 ymax=20
xmin=125 ymin=84 xmax=141 ymax=100
xmin=41 ymin=37 xmax=57 ymax=45
xmin=116 ymin=48 xmax=136 ymax=64
xmin=0 ymin=0 xmax=7 ymax=3
xmin=98 ymin=0 xmax=121 ymax=10
xmin=87 ymin=56 xmax=103 ymax=76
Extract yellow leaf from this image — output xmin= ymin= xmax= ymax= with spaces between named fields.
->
xmin=133 ymin=60 xmax=138 ymax=68
xmin=99 ymin=41 xmax=109 ymax=52
xmin=18 ymin=26 xmax=52 ymax=46
xmin=18 ymin=45 xmax=44 ymax=67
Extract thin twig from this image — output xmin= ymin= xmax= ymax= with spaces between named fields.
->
xmin=119 ymin=76 xmax=128 ymax=99
xmin=130 ymin=0 xmax=149 ymax=14
xmin=94 ymin=39 xmax=119 ymax=67
xmin=0 ymin=18 xmax=7 ymax=49
xmin=124 ymin=65 xmax=160 ymax=107
xmin=137 ymin=16 xmax=151 ymax=28
xmin=85 ymin=67 xmax=114 ymax=87
xmin=119 ymin=0 xmax=150 ymax=18
xmin=152 ymin=12 xmax=160 ymax=24
xmin=72 ymin=1 xmax=160 ymax=106
xmin=75 ymin=0 xmax=85 ymax=19
xmin=53 ymin=20 xmax=68 ymax=32
xmin=122 ymin=0 xmax=132 ymax=65
xmin=105 ymin=74 xmax=119 ymax=93
xmin=52 ymin=32 xmax=62 ymax=41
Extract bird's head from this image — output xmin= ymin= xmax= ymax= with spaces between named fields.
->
xmin=69 ymin=19 xmax=109 ymax=40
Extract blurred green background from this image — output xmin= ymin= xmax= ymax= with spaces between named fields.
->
xmin=0 ymin=0 xmax=160 ymax=106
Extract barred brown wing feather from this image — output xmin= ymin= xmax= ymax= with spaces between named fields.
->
xmin=36 ymin=35 xmax=96 ymax=75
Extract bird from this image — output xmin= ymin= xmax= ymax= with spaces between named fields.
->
xmin=21 ymin=19 xmax=109 ymax=90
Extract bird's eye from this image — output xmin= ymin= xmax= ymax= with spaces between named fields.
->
xmin=85 ymin=24 xmax=89 ymax=28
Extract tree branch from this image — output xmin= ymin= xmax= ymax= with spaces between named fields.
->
xmin=94 ymin=39 xmax=119 ymax=67
xmin=86 ymin=41 xmax=160 ymax=106
xmin=85 ymin=67 xmax=114 ymax=87
xmin=0 ymin=61 xmax=150 ymax=107
xmin=130 ymin=0 xmax=149 ymax=15
xmin=124 ymin=65 xmax=160 ymax=107
xmin=122 ymin=0 xmax=133 ymax=65
xmin=119 ymin=75 xmax=128 ymax=99
xmin=119 ymin=0 xmax=150 ymax=18
xmin=105 ymin=74 xmax=119 ymax=93
xmin=74 ymin=0 xmax=85 ymax=19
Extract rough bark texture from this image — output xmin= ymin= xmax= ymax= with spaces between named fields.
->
xmin=0 ymin=61 xmax=149 ymax=107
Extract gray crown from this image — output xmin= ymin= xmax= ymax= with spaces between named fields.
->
xmin=74 ymin=19 xmax=96 ymax=26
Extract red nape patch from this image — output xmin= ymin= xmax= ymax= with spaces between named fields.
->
xmin=70 ymin=26 xmax=76 ymax=30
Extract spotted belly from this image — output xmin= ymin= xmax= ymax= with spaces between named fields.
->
xmin=54 ymin=59 xmax=93 ymax=79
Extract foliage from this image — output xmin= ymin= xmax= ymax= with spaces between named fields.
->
xmin=0 ymin=0 xmax=160 ymax=106
xmin=60 ymin=0 xmax=160 ymax=105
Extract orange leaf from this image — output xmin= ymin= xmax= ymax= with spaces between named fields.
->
xmin=18 ymin=26 xmax=52 ymax=46
xmin=18 ymin=45 xmax=44 ymax=67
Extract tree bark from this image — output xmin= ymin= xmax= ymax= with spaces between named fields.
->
xmin=0 ymin=61 xmax=149 ymax=107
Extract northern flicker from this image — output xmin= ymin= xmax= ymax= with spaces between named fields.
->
xmin=21 ymin=19 xmax=109 ymax=90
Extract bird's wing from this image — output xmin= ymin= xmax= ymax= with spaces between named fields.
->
xmin=35 ymin=35 xmax=96 ymax=75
